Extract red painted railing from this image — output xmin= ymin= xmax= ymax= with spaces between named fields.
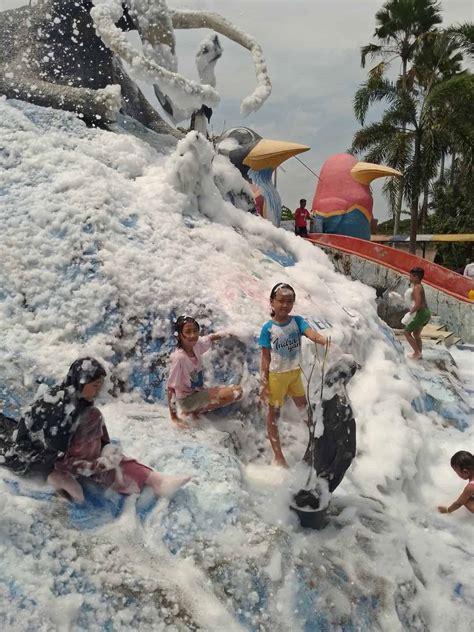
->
xmin=307 ymin=233 xmax=474 ymax=303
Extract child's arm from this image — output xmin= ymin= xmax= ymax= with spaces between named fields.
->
xmin=260 ymin=348 xmax=271 ymax=402
xmin=303 ymin=327 xmax=328 ymax=346
xmin=209 ymin=332 xmax=229 ymax=342
xmin=438 ymin=484 xmax=473 ymax=514
xmin=167 ymin=387 xmax=181 ymax=423
xmin=167 ymin=386 xmax=187 ymax=427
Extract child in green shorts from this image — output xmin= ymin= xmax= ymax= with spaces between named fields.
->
xmin=404 ymin=267 xmax=430 ymax=360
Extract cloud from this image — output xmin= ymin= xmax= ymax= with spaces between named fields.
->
xmin=172 ymin=0 xmax=471 ymax=221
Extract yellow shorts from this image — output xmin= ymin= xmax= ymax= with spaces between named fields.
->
xmin=268 ymin=369 xmax=305 ymax=408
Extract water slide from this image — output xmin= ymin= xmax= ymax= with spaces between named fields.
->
xmin=306 ymin=233 xmax=474 ymax=302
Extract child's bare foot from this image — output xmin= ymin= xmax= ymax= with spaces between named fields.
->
xmin=146 ymin=472 xmax=191 ymax=497
xmin=172 ymin=417 xmax=191 ymax=430
xmin=407 ymin=352 xmax=422 ymax=360
xmin=273 ymin=457 xmax=289 ymax=469
xmin=47 ymin=471 xmax=85 ymax=503
xmin=178 ymin=412 xmax=201 ymax=425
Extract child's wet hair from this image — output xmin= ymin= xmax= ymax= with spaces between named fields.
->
xmin=269 ymin=283 xmax=296 ymax=316
xmin=175 ymin=315 xmax=200 ymax=348
xmin=450 ymin=450 xmax=474 ymax=472
xmin=65 ymin=358 xmax=106 ymax=392
xmin=410 ymin=267 xmax=424 ymax=280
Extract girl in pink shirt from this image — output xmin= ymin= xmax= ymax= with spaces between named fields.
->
xmin=438 ymin=451 xmax=474 ymax=515
xmin=167 ymin=316 xmax=243 ymax=428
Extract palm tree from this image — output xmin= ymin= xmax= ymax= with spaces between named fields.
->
xmin=428 ymin=74 xmax=474 ymax=268
xmin=360 ymin=0 xmax=443 ymax=234
xmin=352 ymin=61 xmax=473 ymax=251
xmin=361 ymin=0 xmax=443 ymax=87
xmin=427 ymin=71 xmax=474 ymax=188
xmin=352 ymin=82 xmax=420 ymax=240
xmin=352 ymin=77 xmax=411 ymax=200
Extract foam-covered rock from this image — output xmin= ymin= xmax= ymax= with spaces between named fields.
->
xmin=1 ymin=100 xmax=473 ymax=630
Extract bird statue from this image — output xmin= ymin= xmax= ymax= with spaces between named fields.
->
xmin=217 ymin=127 xmax=309 ymax=227
xmin=311 ymin=153 xmax=401 ymax=240
xmin=188 ymin=34 xmax=223 ymax=137
xmin=291 ymin=354 xmax=359 ymax=530
xmin=303 ymin=355 xmax=359 ymax=493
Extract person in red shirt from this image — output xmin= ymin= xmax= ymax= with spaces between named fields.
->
xmin=294 ymin=199 xmax=311 ymax=236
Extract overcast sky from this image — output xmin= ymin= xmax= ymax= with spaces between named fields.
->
xmin=171 ymin=0 xmax=472 ymax=220
xmin=2 ymin=0 xmax=472 ymax=221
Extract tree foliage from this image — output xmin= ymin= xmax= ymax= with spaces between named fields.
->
xmin=351 ymin=0 xmax=473 ymax=255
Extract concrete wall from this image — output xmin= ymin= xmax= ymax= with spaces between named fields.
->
xmin=326 ymin=250 xmax=474 ymax=343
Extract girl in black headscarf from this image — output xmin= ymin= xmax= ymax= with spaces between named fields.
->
xmin=2 ymin=358 xmax=190 ymax=502
xmin=1 ymin=358 xmax=106 ymax=475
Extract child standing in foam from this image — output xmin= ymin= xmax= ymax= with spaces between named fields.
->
xmin=259 ymin=283 xmax=328 ymax=468
xmin=403 ymin=267 xmax=430 ymax=360
xmin=438 ymin=451 xmax=474 ymax=515
xmin=167 ymin=316 xmax=243 ymax=428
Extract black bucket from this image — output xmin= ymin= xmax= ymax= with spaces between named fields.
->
xmin=290 ymin=505 xmax=328 ymax=529
xmin=290 ymin=488 xmax=328 ymax=530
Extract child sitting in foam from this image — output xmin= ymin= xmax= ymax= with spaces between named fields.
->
xmin=167 ymin=315 xmax=243 ymax=428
